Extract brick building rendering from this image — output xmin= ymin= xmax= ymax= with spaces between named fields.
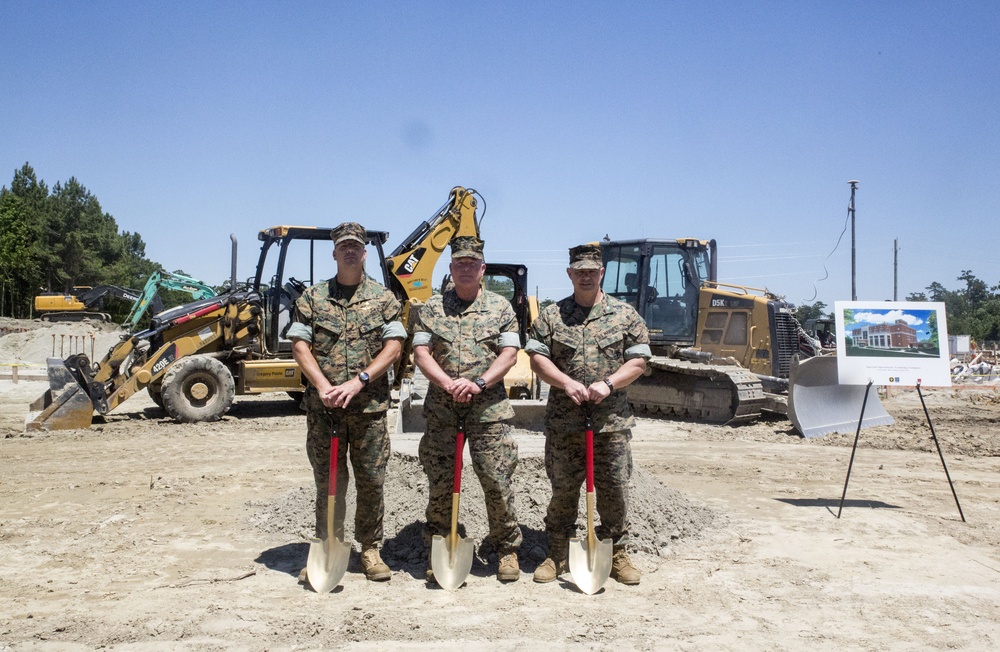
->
xmin=852 ymin=319 xmax=917 ymax=349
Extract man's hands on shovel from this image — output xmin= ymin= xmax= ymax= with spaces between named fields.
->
xmin=562 ymin=378 xmax=612 ymax=406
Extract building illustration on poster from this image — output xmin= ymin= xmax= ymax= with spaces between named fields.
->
xmin=834 ymin=301 xmax=951 ymax=387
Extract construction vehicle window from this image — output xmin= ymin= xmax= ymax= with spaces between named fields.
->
xmin=649 ymin=246 xmax=689 ymax=299
xmin=602 ymin=245 xmax=640 ymax=297
xmin=723 ymin=312 xmax=748 ymax=345
xmin=702 ymin=311 xmax=727 ymax=345
xmin=484 ymin=274 xmax=515 ymax=301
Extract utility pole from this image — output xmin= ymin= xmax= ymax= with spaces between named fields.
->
xmin=893 ymin=239 xmax=899 ymax=301
xmin=848 ymin=180 xmax=859 ymax=301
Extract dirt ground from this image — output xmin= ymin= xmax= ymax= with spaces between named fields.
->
xmin=2 ymin=319 xmax=1000 ymax=651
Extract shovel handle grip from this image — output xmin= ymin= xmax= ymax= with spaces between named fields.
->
xmin=452 ymin=429 xmax=466 ymax=492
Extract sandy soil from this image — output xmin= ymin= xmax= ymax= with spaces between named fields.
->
xmin=2 ymin=319 xmax=1000 ymax=651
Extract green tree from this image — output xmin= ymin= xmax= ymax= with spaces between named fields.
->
xmin=0 ymin=164 xmax=49 ymax=317
xmin=0 ymin=164 xmax=160 ymax=318
xmin=794 ymin=301 xmax=830 ymax=324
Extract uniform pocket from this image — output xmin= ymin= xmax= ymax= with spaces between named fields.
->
xmin=314 ymin=317 xmax=343 ymax=351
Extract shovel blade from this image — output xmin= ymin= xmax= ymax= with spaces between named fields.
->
xmin=305 ymin=536 xmax=351 ymax=594
xmin=430 ymin=534 xmax=474 ymax=591
xmin=568 ymin=536 xmax=613 ymax=595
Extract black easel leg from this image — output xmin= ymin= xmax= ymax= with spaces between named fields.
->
xmin=917 ymin=384 xmax=966 ymax=523
xmin=837 ymin=381 xmax=873 ymax=519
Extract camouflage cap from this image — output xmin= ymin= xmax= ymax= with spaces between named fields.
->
xmin=450 ymin=236 xmax=485 ymax=260
xmin=569 ymin=242 xmax=603 ymax=269
xmin=331 ymin=222 xmax=367 ymax=246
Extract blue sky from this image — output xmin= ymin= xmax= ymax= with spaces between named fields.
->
xmin=3 ymin=2 xmax=998 ymax=307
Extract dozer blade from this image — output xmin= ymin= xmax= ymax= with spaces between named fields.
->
xmin=788 ymin=356 xmax=894 ymax=438
xmin=24 ymin=358 xmax=95 ymax=432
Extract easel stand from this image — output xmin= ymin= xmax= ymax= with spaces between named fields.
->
xmin=836 ymin=382 xmax=965 ymax=521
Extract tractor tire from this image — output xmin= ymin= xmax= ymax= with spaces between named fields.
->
xmin=161 ymin=356 xmax=235 ymax=424
xmin=147 ymin=383 xmax=164 ymax=409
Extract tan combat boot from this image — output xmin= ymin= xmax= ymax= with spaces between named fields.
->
xmin=533 ymin=538 xmax=568 ymax=583
xmin=361 ymin=546 xmax=391 ymax=582
xmin=610 ymin=548 xmax=640 ymax=585
xmin=498 ymin=552 xmax=520 ymax=582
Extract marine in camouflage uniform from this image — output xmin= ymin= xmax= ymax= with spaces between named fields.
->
xmin=411 ymin=235 xmax=524 ymax=582
xmin=525 ymin=242 xmax=651 ymax=585
xmin=288 ymin=222 xmax=406 ymax=582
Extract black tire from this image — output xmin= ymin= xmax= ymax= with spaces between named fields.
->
xmin=147 ymin=383 xmax=165 ymax=409
xmin=161 ymin=356 xmax=235 ymax=423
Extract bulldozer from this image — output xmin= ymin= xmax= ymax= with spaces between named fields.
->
xmin=26 ymin=187 xmax=543 ymax=432
xmin=600 ymin=238 xmax=893 ymax=435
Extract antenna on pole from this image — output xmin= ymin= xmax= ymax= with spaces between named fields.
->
xmin=848 ymin=180 xmax=860 ymax=301
xmin=893 ymin=238 xmax=899 ymax=301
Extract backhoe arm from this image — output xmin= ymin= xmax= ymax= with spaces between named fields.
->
xmin=385 ymin=186 xmax=481 ymax=303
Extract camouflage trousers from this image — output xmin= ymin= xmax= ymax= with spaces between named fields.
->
xmin=543 ymin=427 xmax=632 ymax=547
xmin=305 ymin=395 xmax=390 ymax=548
xmin=419 ymin=414 xmax=523 ymax=553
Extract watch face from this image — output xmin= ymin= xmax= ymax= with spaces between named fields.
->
xmin=359 ymin=372 xmax=370 ymax=383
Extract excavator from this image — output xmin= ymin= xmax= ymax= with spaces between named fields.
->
xmin=34 ymin=285 xmax=143 ymax=322
xmin=33 ymin=271 xmax=216 ymax=330
xmin=26 ymin=187 xmax=543 ymax=432
xmin=601 ymin=238 xmax=893 ymax=436
xmin=122 ymin=270 xmax=218 ymax=332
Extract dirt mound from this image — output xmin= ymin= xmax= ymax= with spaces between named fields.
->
xmin=248 ymin=452 xmax=721 ymax=574
xmin=0 ymin=317 xmax=125 ymax=367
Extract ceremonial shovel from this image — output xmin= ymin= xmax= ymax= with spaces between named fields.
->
xmin=306 ymin=417 xmax=351 ymax=593
xmin=568 ymin=405 xmax=613 ymax=594
xmin=430 ymin=408 xmax=475 ymax=590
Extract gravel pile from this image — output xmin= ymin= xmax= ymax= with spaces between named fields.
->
xmin=248 ymin=451 xmax=721 ymax=575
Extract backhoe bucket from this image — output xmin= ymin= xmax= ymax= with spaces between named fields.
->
xmin=787 ymin=356 xmax=894 ymax=438
xmin=24 ymin=358 xmax=95 ymax=432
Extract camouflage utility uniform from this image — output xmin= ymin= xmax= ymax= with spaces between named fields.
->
xmin=525 ymin=293 xmax=651 ymax=547
xmin=412 ymin=288 xmax=524 ymax=554
xmin=288 ymin=273 xmax=404 ymax=547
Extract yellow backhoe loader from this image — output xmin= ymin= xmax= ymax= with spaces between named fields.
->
xmin=601 ymin=238 xmax=893 ymax=436
xmin=26 ymin=227 xmax=394 ymax=431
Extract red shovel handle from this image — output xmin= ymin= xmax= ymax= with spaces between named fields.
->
xmin=585 ymin=420 xmax=595 ymax=493
xmin=452 ymin=428 xmax=466 ymax=493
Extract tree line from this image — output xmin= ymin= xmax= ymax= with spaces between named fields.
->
xmin=0 ymin=163 xmax=165 ymax=319
xmin=795 ymin=269 xmax=1000 ymax=345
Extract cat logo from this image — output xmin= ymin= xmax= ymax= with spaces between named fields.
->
xmin=401 ymin=248 xmax=426 ymax=275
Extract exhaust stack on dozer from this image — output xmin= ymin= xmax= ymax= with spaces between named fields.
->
xmin=25 ymin=358 xmax=97 ymax=432
xmin=787 ymin=355 xmax=895 ymax=438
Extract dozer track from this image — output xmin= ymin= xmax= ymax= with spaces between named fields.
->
xmin=626 ymin=357 xmax=765 ymax=424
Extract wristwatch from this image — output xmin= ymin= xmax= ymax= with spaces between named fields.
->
xmin=358 ymin=371 xmax=370 ymax=386
xmin=604 ymin=378 xmax=615 ymax=392
xmin=474 ymin=377 xmax=488 ymax=391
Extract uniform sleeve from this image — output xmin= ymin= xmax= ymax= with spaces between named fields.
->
xmin=526 ymin=307 xmax=553 ymax=357
xmin=623 ymin=307 xmax=652 ymax=360
xmin=377 ymin=292 xmax=406 ymax=340
xmin=289 ymin=292 xmax=314 ymax=342
xmin=497 ymin=300 xmax=521 ymax=349
xmin=409 ymin=300 xmax=432 ymax=348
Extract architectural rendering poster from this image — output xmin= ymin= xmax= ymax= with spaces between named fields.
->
xmin=834 ymin=301 xmax=951 ymax=387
